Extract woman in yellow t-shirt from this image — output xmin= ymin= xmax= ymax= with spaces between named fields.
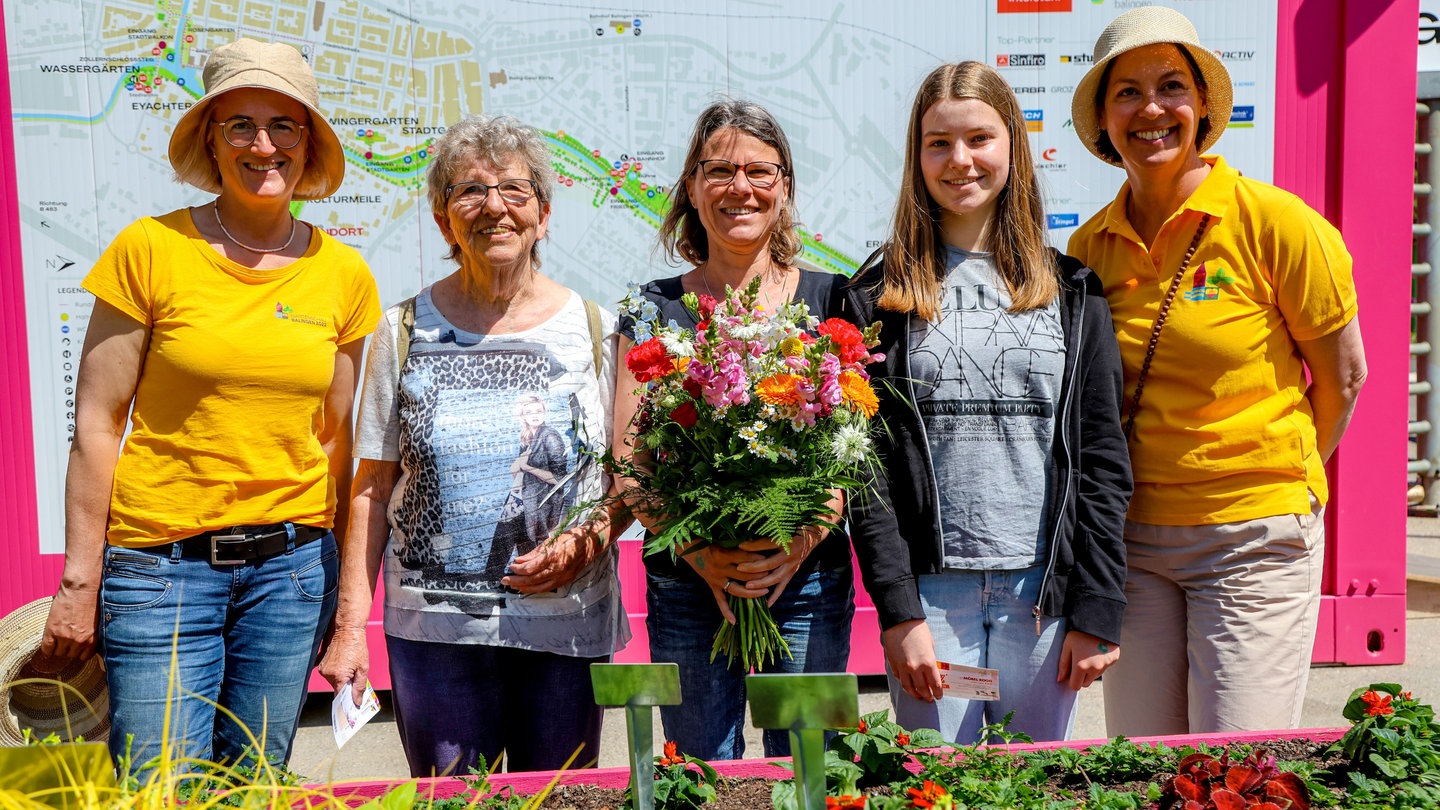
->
xmin=1067 ymin=7 xmax=1366 ymax=736
xmin=39 ymin=38 xmax=380 ymax=772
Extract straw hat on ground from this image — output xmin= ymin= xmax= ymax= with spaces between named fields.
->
xmin=1071 ymin=5 xmax=1233 ymax=166
xmin=0 ymin=597 xmax=109 ymax=745
xmin=168 ymin=37 xmax=345 ymax=200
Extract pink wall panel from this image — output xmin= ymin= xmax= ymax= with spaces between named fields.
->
xmin=0 ymin=11 xmax=61 ymax=617
xmin=1273 ymin=0 xmax=1413 ymax=664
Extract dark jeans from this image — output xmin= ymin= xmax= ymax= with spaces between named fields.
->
xmin=386 ymin=635 xmax=606 ymax=775
xmin=646 ymin=564 xmax=854 ymax=760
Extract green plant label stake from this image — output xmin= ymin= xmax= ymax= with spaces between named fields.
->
xmin=747 ymin=673 xmax=859 ymax=810
xmin=591 ymin=662 xmax=682 ymax=810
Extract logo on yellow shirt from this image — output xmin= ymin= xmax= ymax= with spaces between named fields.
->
xmin=273 ymin=301 xmax=329 ymax=327
xmin=1182 ymin=261 xmax=1236 ymax=302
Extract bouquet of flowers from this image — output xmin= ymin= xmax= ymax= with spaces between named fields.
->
xmin=615 ymin=277 xmax=884 ymax=671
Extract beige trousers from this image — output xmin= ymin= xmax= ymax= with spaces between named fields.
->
xmin=1102 ymin=500 xmax=1325 ymax=736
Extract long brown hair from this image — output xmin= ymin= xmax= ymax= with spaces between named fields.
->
xmin=877 ymin=62 xmax=1057 ymax=320
xmin=658 ymin=98 xmax=802 ymax=267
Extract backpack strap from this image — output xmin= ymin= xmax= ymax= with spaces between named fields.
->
xmin=583 ymin=298 xmax=603 ymax=380
xmin=396 ymin=295 xmax=417 ymax=373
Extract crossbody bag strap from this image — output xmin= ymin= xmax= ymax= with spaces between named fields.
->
xmin=583 ymin=297 xmax=603 ymax=380
xmin=1122 ymin=213 xmax=1211 ymax=439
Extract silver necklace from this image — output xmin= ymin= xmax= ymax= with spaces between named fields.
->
xmin=700 ymin=264 xmax=792 ymax=307
xmin=212 ymin=202 xmax=298 ymax=254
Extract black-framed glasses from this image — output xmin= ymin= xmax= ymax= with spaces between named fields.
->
xmin=445 ymin=178 xmax=539 ymax=207
xmin=213 ymin=117 xmax=305 ymax=149
xmin=695 ymin=159 xmax=786 ymax=188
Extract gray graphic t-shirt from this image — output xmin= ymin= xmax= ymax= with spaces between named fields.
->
xmin=909 ymin=247 xmax=1064 ymax=569
xmin=353 ymin=287 xmax=629 ymax=657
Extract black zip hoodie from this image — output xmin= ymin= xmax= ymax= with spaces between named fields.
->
xmin=836 ymin=248 xmax=1132 ymax=644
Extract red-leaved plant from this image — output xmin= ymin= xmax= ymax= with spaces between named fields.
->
xmin=1158 ymin=749 xmax=1311 ymax=810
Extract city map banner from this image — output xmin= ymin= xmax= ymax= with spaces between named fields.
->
xmin=3 ymin=0 xmax=1276 ymax=551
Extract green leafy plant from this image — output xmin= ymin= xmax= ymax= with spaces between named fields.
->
xmin=826 ymin=710 xmax=945 ymax=789
xmin=1323 ymin=683 xmax=1440 ymax=808
xmin=620 ymin=740 xmax=722 ymax=810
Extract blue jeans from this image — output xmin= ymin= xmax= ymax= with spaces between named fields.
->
xmin=100 ymin=533 xmax=337 ymax=772
xmin=889 ymin=566 xmax=1076 ymax=744
xmin=646 ymin=565 xmax=854 ymax=760
xmin=386 ymin=635 xmax=606 ymax=775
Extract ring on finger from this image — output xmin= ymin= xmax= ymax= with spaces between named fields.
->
xmin=723 ymin=579 xmax=733 ymax=594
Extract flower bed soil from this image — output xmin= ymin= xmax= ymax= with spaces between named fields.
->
xmin=325 ymin=728 xmax=1346 ymax=808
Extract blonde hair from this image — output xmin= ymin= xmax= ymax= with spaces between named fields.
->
xmin=877 ymin=62 xmax=1057 ymax=320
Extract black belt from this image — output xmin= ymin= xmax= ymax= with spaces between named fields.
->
xmin=176 ymin=523 xmax=327 ymax=565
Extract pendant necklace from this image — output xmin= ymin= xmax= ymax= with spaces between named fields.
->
xmin=700 ymin=263 xmax=791 ymax=308
xmin=213 ymin=201 xmax=298 ymax=254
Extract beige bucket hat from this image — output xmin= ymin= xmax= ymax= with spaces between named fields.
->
xmin=1071 ymin=5 xmax=1233 ymax=166
xmin=0 ymin=597 xmax=109 ymax=745
xmin=168 ymin=37 xmax=345 ymax=200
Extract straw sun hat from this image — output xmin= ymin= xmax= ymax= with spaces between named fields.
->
xmin=168 ymin=37 xmax=345 ymax=200
xmin=1071 ymin=5 xmax=1233 ymax=166
xmin=0 ymin=597 xmax=109 ymax=745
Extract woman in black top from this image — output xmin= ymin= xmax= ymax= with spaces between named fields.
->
xmin=613 ymin=99 xmax=853 ymax=760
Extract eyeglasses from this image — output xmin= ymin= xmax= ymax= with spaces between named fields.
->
xmin=695 ymin=159 xmax=786 ymax=189
xmin=445 ymin=179 xmax=539 ymax=207
xmin=213 ymin=117 xmax=305 ymax=149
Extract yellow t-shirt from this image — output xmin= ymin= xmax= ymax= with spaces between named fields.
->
xmin=1067 ymin=156 xmax=1358 ymax=526
xmin=85 ymin=209 xmax=381 ymax=547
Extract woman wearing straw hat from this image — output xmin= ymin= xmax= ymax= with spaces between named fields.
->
xmin=40 ymin=37 xmax=379 ymax=771
xmin=1067 ymin=6 xmax=1366 ymax=735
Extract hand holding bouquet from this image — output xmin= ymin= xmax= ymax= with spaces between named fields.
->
xmin=615 ymin=277 xmax=883 ymax=671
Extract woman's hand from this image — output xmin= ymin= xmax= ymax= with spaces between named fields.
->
xmin=38 ymin=581 xmax=101 ymax=666
xmin=505 ymin=521 xmax=604 ymax=594
xmin=734 ymin=524 xmax=826 ymax=607
xmin=318 ymin=628 xmax=371 ymax=706
xmin=882 ymin=619 xmax=944 ymax=703
xmin=681 ymin=544 xmax=772 ymax=623
xmin=1055 ymin=629 xmax=1119 ymax=691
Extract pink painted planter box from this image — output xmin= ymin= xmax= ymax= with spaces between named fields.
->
xmin=319 ymin=727 xmax=1347 ymax=803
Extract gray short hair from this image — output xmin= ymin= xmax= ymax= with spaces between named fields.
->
xmin=425 ymin=114 xmax=557 ymax=265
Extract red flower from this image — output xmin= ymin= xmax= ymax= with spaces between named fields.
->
xmin=669 ymin=401 xmax=698 ymax=428
xmin=818 ymin=318 xmax=869 ymax=364
xmin=627 ymin=337 xmax=678 ymax=382
xmin=696 ymin=294 xmax=719 ymax=320
xmin=857 ymin=719 xmax=868 ymax=734
xmin=1402 ymin=691 xmax=1414 ymax=701
xmin=896 ymin=732 xmax=910 ymax=747
xmin=658 ymin=740 xmax=684 ymax=766
xmin=827 ymin=795 xmax=866 ymax=809
xmin=1362 ymin=690 xmax=1395 ymax=716
xmin=906 ymin=780 xmax=948 ymax=808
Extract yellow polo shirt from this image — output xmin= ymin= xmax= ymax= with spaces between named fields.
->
xmin=1067 ymin=156 xmax=1357 ymax=525
xmin=85 ymin=210 xmax=381 ymax=547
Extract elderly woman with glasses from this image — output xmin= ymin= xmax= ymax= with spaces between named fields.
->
xmin=40 ymin=38 xmax=379 ymax=772
xmin=612 ymin=98 xmax=854 ymax=761
xmin=319 ymin=114 xmax=627 ymax=776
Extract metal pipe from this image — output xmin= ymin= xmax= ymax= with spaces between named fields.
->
xmin=1420 ymin=106 xmax=1440 ymax=506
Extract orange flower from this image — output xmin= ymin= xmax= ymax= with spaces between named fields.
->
xmin=857 ymin=719 xmax=868 ymax=734
xmin=906 ymin=779 xmax=948 ymax=808
xmin=658 ymin=739 xmax=684 ymax=766
xmin=827 ymin=795 xmax=866 ymax=809
xmin=896 ymin=732 xmax=910 ymax=747
xmin=839 ymin=371 xmax=879 ymax=417
xmin=757 ymin=373 xmax=807 ymax=406
xmin=1362 ymin=690 xmax=1395 ymax=716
